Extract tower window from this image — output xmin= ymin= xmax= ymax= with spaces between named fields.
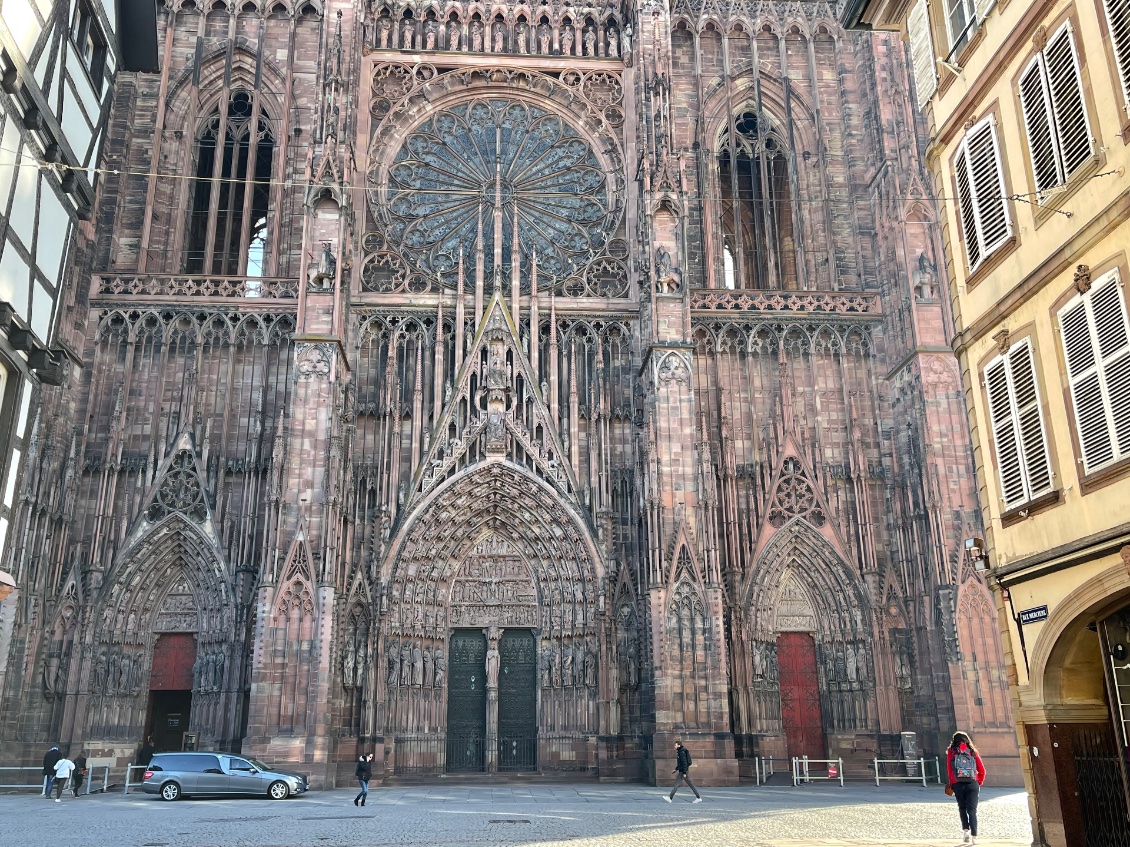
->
xmin=185 ymin=91 xmax=275 ymax=276
xmin=717 ymin=111 xmax=794 ymax=290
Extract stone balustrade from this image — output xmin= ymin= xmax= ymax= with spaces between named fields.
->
xmin=690 ymin=289 xmax=882 ymax=316
xmin=93 ymin=274 xmax=299 ymax=301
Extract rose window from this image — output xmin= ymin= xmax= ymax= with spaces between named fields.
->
xmin=373 ymin=99 xmax=611 ymax=291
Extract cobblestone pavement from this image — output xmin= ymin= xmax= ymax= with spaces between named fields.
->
xmin=2 ymin=783 xmax=1031 ymax=847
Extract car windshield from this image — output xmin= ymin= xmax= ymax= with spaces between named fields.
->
xmin=246 ymin=758 xmax=272 ymax=771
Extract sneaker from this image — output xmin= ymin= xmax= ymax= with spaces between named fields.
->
xmin=962 ymin=832 xmax=971 ymax=844
xmin=55 ymin=798 xmax=60 ymax=803
xmin=969 ymin=838 xmax=976 ymax=846
xmin=692 ymin=798 xmax=703 ymax=803
xmin=663 ymin=796 xmax=672 ymax=803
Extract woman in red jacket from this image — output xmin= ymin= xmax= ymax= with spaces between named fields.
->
xmin=946 ymin=731 xmax=987 ymax=845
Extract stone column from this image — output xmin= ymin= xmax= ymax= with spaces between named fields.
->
xmin=484 ymin=625 xmax=501 ymax=772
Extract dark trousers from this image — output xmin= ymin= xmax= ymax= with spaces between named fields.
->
xmin=72 ymin=774 xmax=85 ymax=796
xmin=953 ymin=781 xmax=979 ymax=836
xmin=355 ymin=779 xmax=369 ymax=805
xmin=669 ymin=771 xmax=700 ymax=799
xmin=53 ymin=777 xmax=68 ymax=799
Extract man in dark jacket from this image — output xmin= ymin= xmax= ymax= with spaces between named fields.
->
xmin=354 ymin=753 xmax=373 ymax=807
xmin=72 ymin=750 xmax=88 ymax=798
xmin=137 ymin=738 xmax=156 ymax=767
xmin=42 ymin=745 xmax=61 ymax=797
xmin=664 ymin=741 xmax=702 ymax=803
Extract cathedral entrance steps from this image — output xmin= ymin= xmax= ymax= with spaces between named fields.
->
xmin=380 ymin=771 xmax=600 ymax=787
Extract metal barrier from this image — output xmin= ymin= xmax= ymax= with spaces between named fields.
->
xmin=0 ymin=766 xmax=48 ymax=791
xmin=752 ymin=756 xmax=792 ymax=785
xmin=873 ymin=757 xmax=943 ymax=788
xmin=792 ymin=756 xmax=844 ymax=787
xmin=123 ymin=764 xmax=150 ymax=794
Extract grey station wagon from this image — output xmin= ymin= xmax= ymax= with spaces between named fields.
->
xmin=141 ymin=752 xmax=309 ymax=801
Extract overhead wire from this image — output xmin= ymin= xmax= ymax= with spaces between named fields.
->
xmin=0 ymin=144 xmax=1120 ymax=213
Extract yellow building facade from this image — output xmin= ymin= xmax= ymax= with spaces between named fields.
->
xmin=841 ymin=0 xmax=1130 ymax=843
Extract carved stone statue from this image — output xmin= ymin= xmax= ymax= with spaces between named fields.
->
xmin=423 ymin=20 xmax=436 ymax=50
xmin=422 ymin=645 xmax=433 ymax=687
xmin=608 ymin=28 xmax=619 ymax=58
xmin=550 ymin=645 xmax=561 ymax=687
xmin=343 ymin=645 xmax=356 ymax=688
xmin=655 ymin=247 xmax=683 ymax=292
xmin=562 ymin=26 xmax=574 ymax=56
xmin=310 ymin=241 xmax=336 ymax=290
xmin=448 ymin=25 xmax=460 ymax=51
xmin=213 ymin=651 xmax=224 ymax=691
xmin=516 ymin=23 xmax=528 ymax=54
xmin=538 ymin=27 xmax=550 ymax=54
xmin=433 ymin=649 xmax=445 ymax=687
xmin=378 ymin=16 xmax=392 ymax=49
xmin=621 ymin=25 xmax=632 ymax=65
xmin=583 ymin=27 xmax=596 ymax=57
xmin=562 ymin=645 xmax=574 ymax=686
xmin=485 ymin=632 xmax=500 ymax=688
xmin=387 ymin=640 xmax=400 ymax=685
xmin=471 ymin=21 xmax=483 ymax=51
xmin=401 ymin=21 xmax=414 ymax=50
xmin=627 ymin=641 xmax=638 ymax=687
xmin=93 ymin=649 xmax=107 ymax=692
xmin=493 ymin=22 xmax=504 ymax=52
xmin=845 ymin=644 xmax=858 ymax=681
xmin=584 ymin=647 xmax=596 ymax=688
xmin=400 ymin=643 xmax=412 ymax=685
xmin=412 ymin=642 xmax=423 ymax=685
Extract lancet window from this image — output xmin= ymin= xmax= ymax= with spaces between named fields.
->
xmin=185 ymin=90 xmax=275 ymax=276
xmin=717 ymin=111 xmax=794 ymax=290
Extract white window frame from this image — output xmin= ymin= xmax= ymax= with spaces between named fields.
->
xmin=1017 ymin=21 xmax=1093 ymax=199
xmin=984 ymin=340 xmax=1055 ymax=510
xmin=1058 ymin=269 xmax=1130 ymax=474
xmin=952 ymin=116 xmax=1012 ymax=274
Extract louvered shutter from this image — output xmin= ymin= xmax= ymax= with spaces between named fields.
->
xmin=985 ymin=358 xmax=1026 ymax=507
xmin=985 ymin=341 xmax=1053 ymax=508
xmin=954 ymin=119 xmax=1011 ymax=271
xmin=954 ymin=148 xmax=981 ymax=269
xmin=1059 ymin=271 xmax=1130 ymax=472
xmin=908 ymin=0 xmax=937 ymax=108
xmin=1045 ymin=25 xmax=1092 ymax=178
xmin=1019 ymin=58 xmax=1060 ymax=194
xmin=1103 ymin=0 xmax=1130 ymax=113
xmin=1010 ymin=341 xmax=1054 ymax=497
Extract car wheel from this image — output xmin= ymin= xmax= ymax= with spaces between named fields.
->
xmin=267 ymin=780 xmax=290 ymax=800
xmin=160 ymin=782 xmax=181 ymax=802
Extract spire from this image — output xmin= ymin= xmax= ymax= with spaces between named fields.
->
xmin=475 ymin=202 xmax=485 ymax=324
xmin=433 ymin=294 xmax=445 ymax=423
xmin=511 ymin=209 xmax=521 ymax=323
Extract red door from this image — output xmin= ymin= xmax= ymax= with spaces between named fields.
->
xmin=777 ymin=632 xmax=825 ymax=760
xmin=149 ymin=633 xmax=196 ymax=690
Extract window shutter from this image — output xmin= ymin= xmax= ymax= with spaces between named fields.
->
xmin=1059 ymin=272 xmax=1130 ymax=472
xmin=954 ymin=148 xmax=981 ymax=269
xmin=908 ymin=0 xmax=937 ymax=108
xmin=954 ymin=119 xmax=1010 ymax=271
xmin=975 ymin=0 xmax=996 ymax=24
xmin=1018 ymin=58 xmax=1060 ymax=194
xmin=1103 ymin=0 xmax=1130 ymax=113
xmin=985 ymin=358 xmax=1026 ymax=507
xmin=1010 ymin=342 xmax=1054 ymax=497
xmin=985 ymin=341 xmax=1053 ymax=509
xmin=1044 ymin=25 xmax=1092 ymax=178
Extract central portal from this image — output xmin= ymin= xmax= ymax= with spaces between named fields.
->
xmin=446 ymin=630 xmax=486 ymax=772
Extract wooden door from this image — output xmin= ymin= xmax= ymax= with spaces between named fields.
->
xmin=777 ymin=632 xmax=825 ymax=760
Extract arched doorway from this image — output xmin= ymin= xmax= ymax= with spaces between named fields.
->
xmin=379 ymin=461 xmax=606 ymax=774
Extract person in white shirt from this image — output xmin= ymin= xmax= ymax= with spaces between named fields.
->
xmin=52 ymin=756 xmax=75 ymax=802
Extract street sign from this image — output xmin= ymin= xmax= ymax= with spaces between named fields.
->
xmin=1019 ymin=605 xmax=1049 ymax=625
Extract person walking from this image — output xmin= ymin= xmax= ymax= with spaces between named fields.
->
xmin=52 ymin=754 xmax=75 ymax=802
xmin=946 ymin=731 xmax=986 ymax=845
xmin=42 ymin=744 xmax=61 ymax=798
xmin=137 ymin=738 xmax=156 ymax=768
xmin=71 ymin=750 xmax=88 ymax=798
xmin=664 ymin=740 xmax=702 ymax=803
xmin=353 ymin=753 xmax=373 ymax=807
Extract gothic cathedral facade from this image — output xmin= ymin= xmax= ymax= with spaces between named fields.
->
xmin=0 ymin=0 xmax=1018 ymax=784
